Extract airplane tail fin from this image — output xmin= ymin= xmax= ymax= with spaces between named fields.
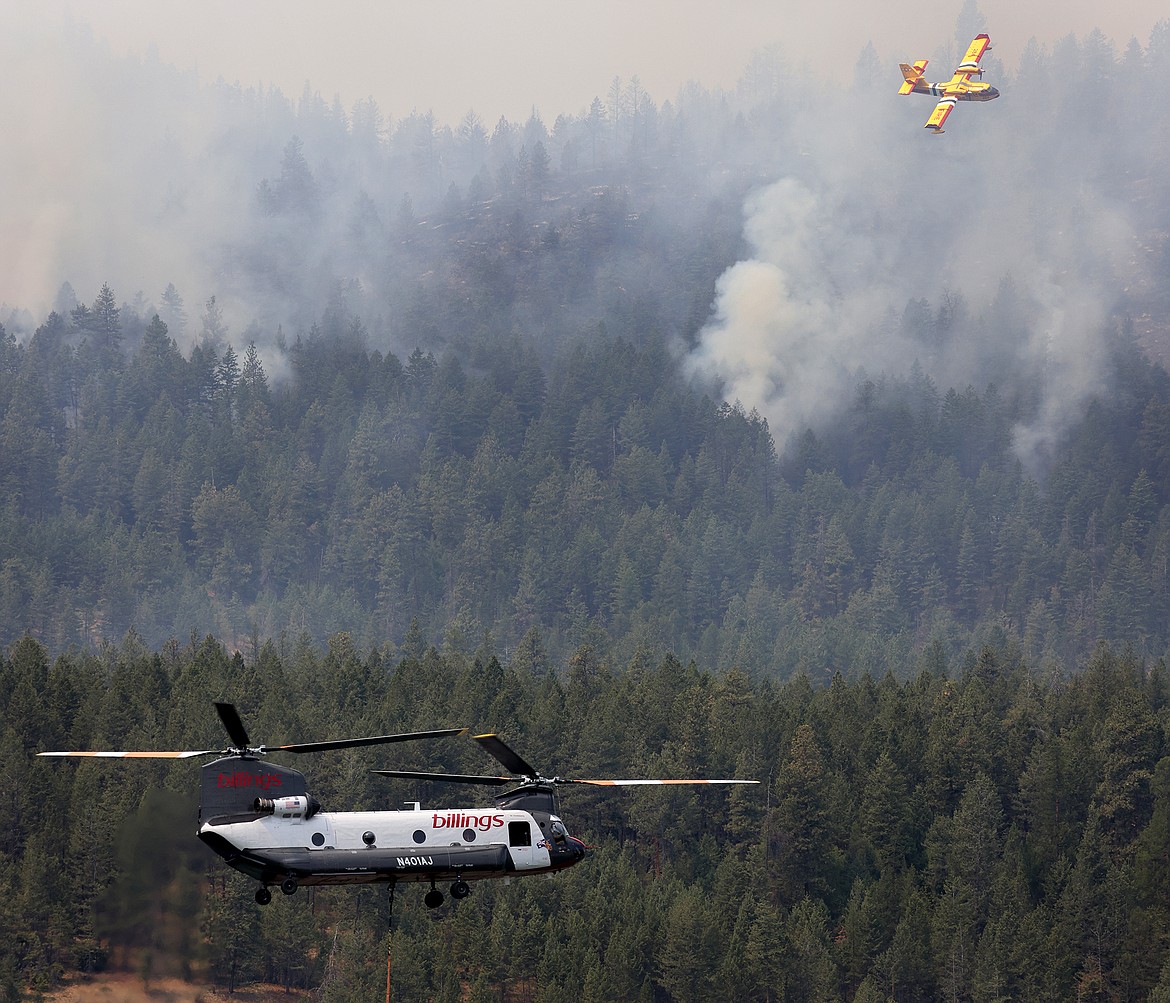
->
xmin=898 ymin=60 xmax=928 ymax=95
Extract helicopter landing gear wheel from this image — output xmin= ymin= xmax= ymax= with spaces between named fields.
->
xmin=424 ymin=880 xmax=445 ymax=909
xmin=450 ymin=878 xmax=471 ymax=900
xmin=280 ymin=876 xmax=299 ymax=896
xmin=255 ymin=887 xmax=272 ymax=905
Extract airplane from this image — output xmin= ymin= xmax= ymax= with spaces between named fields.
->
xmin=899 ymin=33 xmax=999 ymax=133
xmin=39 ymin=702 xmax=758 ymax=909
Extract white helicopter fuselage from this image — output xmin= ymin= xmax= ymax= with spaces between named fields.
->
xmin=197 ymin=795 xmax=583 ymax=889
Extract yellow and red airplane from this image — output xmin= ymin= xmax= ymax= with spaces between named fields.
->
xmin=899 ymin=33 xmax=999 ymax=133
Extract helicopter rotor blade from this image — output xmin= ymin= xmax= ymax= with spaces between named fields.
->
xmin=370 ymin=733 xmax=760 ymax=791
xmin=39 ymin=706 xmax=466 ymax=762
xmin=568 ymin=778 xmax=762 ymax=786
xmin=215 ymin=702 xmax=252 ymax=750
xmin=38 ymin=749 xmax=224 ymax=759
xmin=372 ymin=769 xmax=516 ymax=786
xmin=474 ymin=734 xmax=539 ymax=777
xmin=278 ymin=727 xmax=467 ymax=754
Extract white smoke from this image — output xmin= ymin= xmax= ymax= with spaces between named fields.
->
xmin=686 ymin=177 xmax=913 ymax=443
xmin=687 ymin=125 xmax=1147 ymax=471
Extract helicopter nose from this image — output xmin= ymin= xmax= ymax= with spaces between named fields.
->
xmin=548 ymin=835 xmax=587 ymax=870
xmin=988 ymin=86 xmax=1000 ymax=99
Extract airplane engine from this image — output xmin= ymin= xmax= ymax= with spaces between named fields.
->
xmin=254 ymin=794 xmax=320 ymax=819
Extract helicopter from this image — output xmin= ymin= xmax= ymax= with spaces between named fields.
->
xmin=40 ymin=703 xmax=758 ymax=908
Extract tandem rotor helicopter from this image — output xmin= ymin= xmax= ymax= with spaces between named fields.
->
xmin=40 ymin=703 xmax=758 ymax=908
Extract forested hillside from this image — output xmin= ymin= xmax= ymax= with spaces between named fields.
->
xmin=2 ymin=293 xmax=1170 ymax=674
xmin=5 ymin=634 xmax=1170 ymax=1001
xmin=3 ymin=17 xmax=1170 ymax=674
xmin=3 ymin=10 xmax=1170 ymax=671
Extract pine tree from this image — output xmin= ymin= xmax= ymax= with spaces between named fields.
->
xmin=91 ymin=283 xmax=122 ymax=360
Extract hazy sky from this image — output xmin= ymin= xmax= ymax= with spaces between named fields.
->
xmin=2 ymin=0 xmax=1165 ymax=336
xmin=1 ymin=0 xmax=1164 ymax=469
xmin=7 ymin=0 xmax=1166 ymax=127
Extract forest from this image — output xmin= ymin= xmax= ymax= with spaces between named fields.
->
xmin=5 ymin=634 xmax=1170 ymax=1001
xmin=3 ymin=5 xmax=1170 ymax=1000
xmin=2 ymin=15 xmax=1170 ymax=676
xmin=2 ymin=283 xmax=1170 ymax=678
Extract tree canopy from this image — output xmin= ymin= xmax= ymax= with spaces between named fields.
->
xmin=2 ymin=635 xmax=1169 ymax=1000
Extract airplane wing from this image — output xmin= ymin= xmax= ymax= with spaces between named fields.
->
xmin=926 ymin=32 xmax=991 ymax=130
xmin=925 ymin=96 xmax=957 ymax=133
xmin=946 ymin=33 xmax=992 ymax=88
xmin=957 ymin=33 xmax=992 ymax=74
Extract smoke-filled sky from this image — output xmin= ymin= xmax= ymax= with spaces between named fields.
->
xmin=2 ymin=0 xmax=1164 ymax=316
xmin=5 ymin=0 xmax=1166 ymax=127
xmin=2 ymin=1 xmax=1166 ymax=471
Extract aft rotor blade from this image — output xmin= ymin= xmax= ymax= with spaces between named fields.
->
xmin=570 ymin=778 xmax=761 ymax=786
xmin=38 ymin=750 xmax=223 ymax=759
xmin=474 ymin=734 xmax=538 ymax=777
xmin=215 ymin=702 xmax=251 ymax=749
xmin=278 ymin=727 xmax=467 ymax=754
xmin=372 ymin=769 xmax=516 ymax=786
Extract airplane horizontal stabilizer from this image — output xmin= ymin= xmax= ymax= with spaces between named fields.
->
xmin=898 ymin=60 xmax=928 ymax=95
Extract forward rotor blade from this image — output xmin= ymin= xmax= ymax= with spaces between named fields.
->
xmin=372 ymin=769 xmax=516 ymax=786
xmin=474 ymin=734 xmax=538 ymax=777
xmin=278 ymin=727 xmax=467 ymax=754
xmin=38 ymin=750 xmax=223 ymax=759
xmin=570 ymin=778 xmax=761 ymax=786
xmin=215 ymin=702 xmax=251 ymax=749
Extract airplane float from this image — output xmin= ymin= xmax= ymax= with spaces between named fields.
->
xmin=40 ymin=703 xmax=758 ymax=908
xmin=899 ymin=33 xmax=999 ymax=133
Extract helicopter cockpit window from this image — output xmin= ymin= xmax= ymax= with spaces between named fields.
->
xmin=508 ymin=821 xmax=532 ymax=847
xmin=551 ymin=820 xmax=568 ymax=844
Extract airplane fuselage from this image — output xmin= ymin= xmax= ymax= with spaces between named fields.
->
xmin=907 ymin=79 xmax=1000 ymax=102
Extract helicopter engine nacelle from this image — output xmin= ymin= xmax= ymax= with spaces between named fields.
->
xmin=254 ymin=795 xmax=319 ymax=819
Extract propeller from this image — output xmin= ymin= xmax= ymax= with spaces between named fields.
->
xmin=38 ymin=702 xmax=466 ymax=760
xmin=373 ymin=733 xmax=760 ymax=788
